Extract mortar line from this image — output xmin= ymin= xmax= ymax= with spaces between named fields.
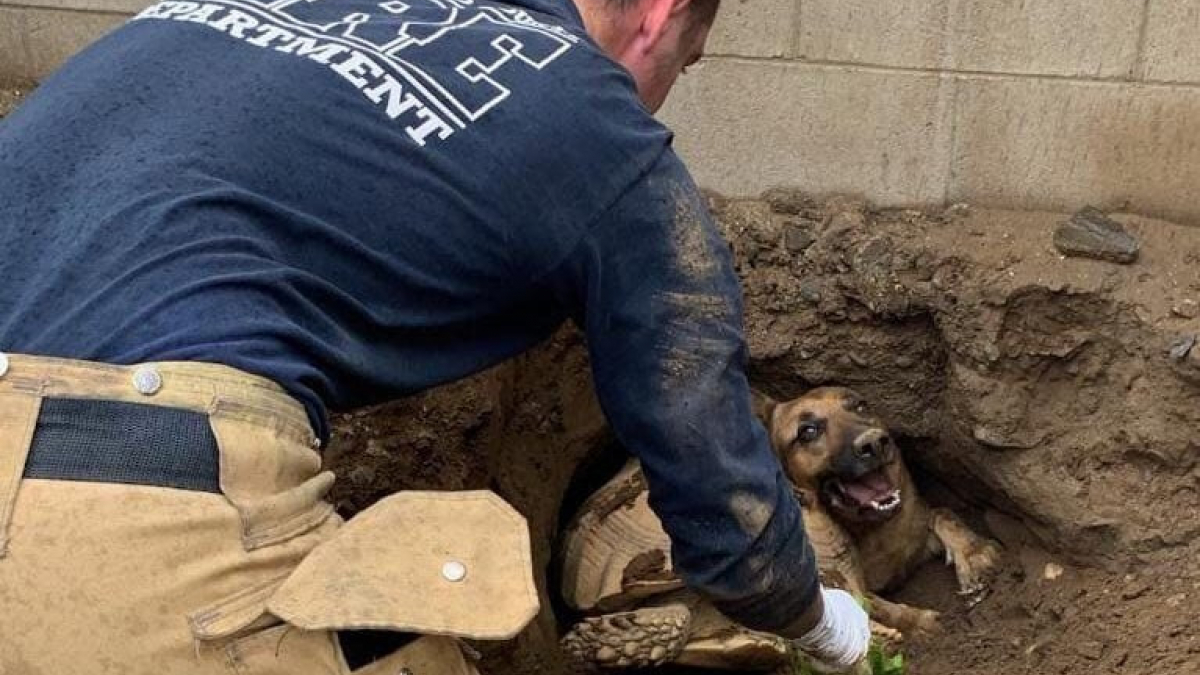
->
xmin=700 ymin=53 xmax=1200 ymax=92
xmin=941 ymin=73 xmax=959 ymax=208
xmin=1132 ymin=0 xmax=1152 ymax=81
xmin=937 ymin=0 xmax=955 ymax=207
xmin=789 ymin=0 xmax=802 ymax=60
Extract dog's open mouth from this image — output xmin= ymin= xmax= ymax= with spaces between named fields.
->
xmin=825 ymin=469 xmax=902 ymax=518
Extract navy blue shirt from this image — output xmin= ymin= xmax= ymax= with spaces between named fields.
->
xmin=0 ymin=0 xmax=817 ymax=630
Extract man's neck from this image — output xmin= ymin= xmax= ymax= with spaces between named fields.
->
xmin=571 ymin=0 xmax=634 ymax=58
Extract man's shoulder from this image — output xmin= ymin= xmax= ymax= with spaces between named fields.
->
xmin=119 ymin=0 xmax=668 ymax=151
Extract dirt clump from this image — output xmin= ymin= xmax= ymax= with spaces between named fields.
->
xmin=0 ymin=85 xmax=27 ymax=118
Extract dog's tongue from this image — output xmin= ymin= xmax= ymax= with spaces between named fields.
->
xmin=842 ymin=470 xmax=894 ymax=505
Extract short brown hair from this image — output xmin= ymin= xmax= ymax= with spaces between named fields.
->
xmin=604 ymin=0 xmax=720 ymax=24
xmin=687 ymin=0 xmax=720 ymax=27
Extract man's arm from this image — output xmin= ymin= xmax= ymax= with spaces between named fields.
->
xmin=544 ymin=147 xmax=820 ymax=632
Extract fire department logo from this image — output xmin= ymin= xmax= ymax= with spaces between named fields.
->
xmin=133 ymin=0 xmax=581 ymax=145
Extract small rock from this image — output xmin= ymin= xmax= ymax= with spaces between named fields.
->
xmin=595 ymin=646 xmax=618 ymax=662
xmin=622 ymin=643 xmax=639 ymax=657
xmin=1169 ymin=334 xmax=1197 ymax=361
xmin=895 ymin=355 xmax=915 ymax=369
xmin=783 ymin=223 xmax=817 ymax=253
xmin=1043 ymin=562 xmax=1064 ymax=581
xmin=855 ymin=237 xmax=894 ymax=273
xmin=1053 ymin=206 xmax=1140 ymax=264
xmin=649 ymin=646 xmax=667 ymax=661
xmin=946 ymin=202 xmax=971 ymax=218
xmin=798 ymin=281 xmax=822 ymax=304
xmin=1173 ymin=299 xmax=1199 ymax=319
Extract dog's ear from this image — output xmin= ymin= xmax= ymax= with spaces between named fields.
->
xmin=749 ymin=389 xmax=778 ymax=428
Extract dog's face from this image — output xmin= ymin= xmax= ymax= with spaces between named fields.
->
xmin=760 ymin=387 xmax=904 ymax=525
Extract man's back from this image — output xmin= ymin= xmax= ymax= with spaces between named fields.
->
xmin=0 ymin=0 xmax=670 ymax=435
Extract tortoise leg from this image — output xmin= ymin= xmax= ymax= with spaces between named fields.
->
xmin=561 ymin=604 xmax=692 ymax=670
xmin=674 ymin=630 xmax=791 ymax=671
xmin=671 ymin=601 xmax=790 ymax=671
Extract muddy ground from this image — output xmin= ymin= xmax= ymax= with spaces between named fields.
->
xmin=6 ymin=86 xmax=1200 ymax=673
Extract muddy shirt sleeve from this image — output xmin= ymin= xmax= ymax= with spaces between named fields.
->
xmin=544 ymin=148 xmax=821 ymax=632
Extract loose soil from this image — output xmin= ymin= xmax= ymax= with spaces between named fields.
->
xmin=7 ymin=83 xmax=1198 ymax=672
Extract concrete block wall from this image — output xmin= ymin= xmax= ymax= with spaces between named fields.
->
xmin=2 ymin=0 xmax=1199 ymax=223
xmin=661 ymin=0 xmax=1200 ymax=224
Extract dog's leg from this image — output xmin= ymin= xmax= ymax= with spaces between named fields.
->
xmin=929 ymin=508 xmax=1001 ymax=603
xmin=867 ymin=593 xmax=941 ymax=637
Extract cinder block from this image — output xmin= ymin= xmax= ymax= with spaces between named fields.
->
xmin=18 ymin=7 xmax=125 ymax=79
xmin=1143 ymin=0 xmax=1200 ymax=83
xmin=658 ymin=59 xmax=954 ymax=203
xmin=797 ymin=0 xmax=950 ymax=69
xmin=0 ymin=8 xmax=33 ymax=84
xmin=0 ymin=0 xmax=145 ymax=13
xmin=945 ymin=0 xmax=1142 ymax=78
xmin=949 ymin=76 xmax=1200 ymax=225
xmin=706 ymin=0 xmax=797 ymax=58
xmin=799 ymin=0 xmax=1142 ymax=77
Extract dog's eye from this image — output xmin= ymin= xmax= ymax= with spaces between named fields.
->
xmin=796 ymin=423 xmax=822 ymax=443
xmin=853 ymin=400 xmax=868 ymax=414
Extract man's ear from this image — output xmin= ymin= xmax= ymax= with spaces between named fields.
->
xmin=632 ymin=0 xmax=693 ymax=55
xmin=749 ymin=389 xmax=778 ymax=429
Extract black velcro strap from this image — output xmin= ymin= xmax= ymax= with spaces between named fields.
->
xmin=23 ymin=398 xmax=220 ymax=493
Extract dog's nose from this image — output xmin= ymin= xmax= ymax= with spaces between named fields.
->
xmin=853 ymin=428 xmax=891 ymax=460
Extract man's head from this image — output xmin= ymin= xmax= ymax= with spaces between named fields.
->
xmin=575 ymin=0 xmax=719 ymax=112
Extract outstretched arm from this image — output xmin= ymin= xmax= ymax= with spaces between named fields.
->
xmin=545 ymin=147 xmax=820 ymax=633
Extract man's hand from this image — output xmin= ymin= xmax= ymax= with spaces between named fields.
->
xmin=786 ymin=587 xmax=871 ymax=673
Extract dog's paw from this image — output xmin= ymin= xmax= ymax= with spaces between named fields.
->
xmin=909 ymin=608 xmax=942 ymax=636
xmin=869 ymin=621 xmax=904 ymax=653
xmin=951 ymin=540 xmax=1001 ymax=606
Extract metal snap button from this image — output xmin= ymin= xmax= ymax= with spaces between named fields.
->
xmin=132 ymin=366 xmax=163 ymax=395
xmin=0 ymin=352 xmax=8 ymax=378
xmin=441 ymin=560 xmax=467 ymax=583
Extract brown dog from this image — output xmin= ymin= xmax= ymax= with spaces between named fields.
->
xmin=756 ymin=387 xmax=1000 ymax=639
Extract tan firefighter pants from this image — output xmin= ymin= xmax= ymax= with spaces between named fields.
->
xmin=0 ymin=355 xmax=538 ymax=675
